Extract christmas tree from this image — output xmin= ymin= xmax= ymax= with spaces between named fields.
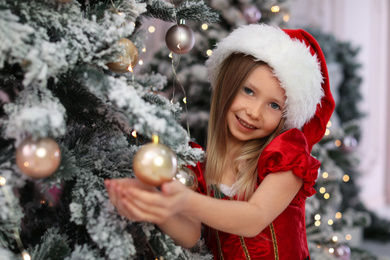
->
xmin=0 ymin=0 xmax=219 ymax=259
xmin=142 ymin=1 xmax=386 ymax=259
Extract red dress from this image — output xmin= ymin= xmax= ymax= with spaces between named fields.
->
xmin=189 ymin=128 xmax=320 ymax=260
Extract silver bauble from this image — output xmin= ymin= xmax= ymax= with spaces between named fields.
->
xmin=174 ymin=166 xmax=198 ymax=191
xmin=165 ymin=24 xmax=195 ymax=54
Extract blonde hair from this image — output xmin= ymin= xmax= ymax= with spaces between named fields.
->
xmin=205 ymin=53 xmax=285 ymax=201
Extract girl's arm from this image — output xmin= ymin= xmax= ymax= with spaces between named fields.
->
xmin=185 ymin=170 xmax=303 ymax=237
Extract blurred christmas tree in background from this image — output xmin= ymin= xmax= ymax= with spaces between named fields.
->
xmin=0 ymin=0 xmax=219 ymax=259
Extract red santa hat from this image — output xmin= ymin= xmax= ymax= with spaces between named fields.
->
xmin=206 ymin=24 xmax=335 ymax=150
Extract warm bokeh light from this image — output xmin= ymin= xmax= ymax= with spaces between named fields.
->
xmin=322 ymin=172 xmax=329 ymax=178
xmin=148 ymin=26 xmax=156 ymax=33
xmin=201 ymin=23 xmax=208 ymax=30
xmin=271 ymin=5 xmax=280 ymax=12
xmin=343 ymin=174 xmax=350 ymax=182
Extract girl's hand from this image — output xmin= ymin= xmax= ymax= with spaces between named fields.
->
xmin=105 ymin=178 xmax=192 ymax=224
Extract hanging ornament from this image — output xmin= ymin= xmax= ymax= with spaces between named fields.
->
xmin=165 ymin=24 xmax=195 ymax=54
xmin=334 ymin=244 xmax=351 ymax=260
xmin=16 ymin=137 xmax=61 ymax=178
xmin=132 ymin=141 xmax=178 ymax=186
xmin=106 ymin=38 xmax=139 ymax=73
xmin=174 ymin=166 xmax=198 ymax=191
xmin=341 ymin=135 xmax=358 ymax=153
xmin=243 ymin=6 xmax=262 ymax=24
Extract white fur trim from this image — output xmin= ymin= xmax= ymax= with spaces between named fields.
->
xmin=206 ymin=24 xmax=324 ymax=130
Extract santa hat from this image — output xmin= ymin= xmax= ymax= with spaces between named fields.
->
xmin=206 ymin=24 xmax=335 ymax=151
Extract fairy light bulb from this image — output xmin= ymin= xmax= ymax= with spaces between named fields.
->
xmin=201 ymin=24 xmax=208 ymax=30
xmin=324 ymin=193 xmax=330 ymax=199
xmin=314 ymin=214 xmax=321 ymax=221
xmin=345 ymin=234 xmax=352 ymax=240
xmin=271 ymin=5 xmax=280 ymax=12
xmin=22 ymin=251 xmax=31 ymax=260
xmin=131 ymin=130 xmax=137 ymax=138
xmin=335 ymin=140 xmax=342 ymax=146
xmin=332 ymin=235 xmax=338 ymax=242
xmin=322 ymin=172 xmax=329 ymax=178
xmin=327 ymin=121 xmax=332 ymax=128
xmin=319 ymin=187 xmax=326 ymax=194
xmin=148 ymin=26 xmax=156 ymax=33
xmin=343 ymin=174 xmax=350 ymax=182
xmin=283 ymin=14 xmax=290 ymax=22
xmin=0 ymin=176 xmax=5 ymax=186
xmin=206 ymin=49 xmax=213 ymax=56
xmin=328 ymin=219 xmax=334 ymax=225
xmin=325 ymin=129 xmax=330 ymax=136
xmin=335 ymin=212 xmax=342 ymax=219
xmin=329 ymin=248 xmax=335 ymax=254
xmin=315 ymin=220 xmax=321 ymax=226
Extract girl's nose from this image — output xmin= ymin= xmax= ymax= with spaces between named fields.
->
xmin=247 ymin=103 xmax=262 ymax=119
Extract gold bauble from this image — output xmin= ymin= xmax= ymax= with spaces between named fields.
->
xmin=174 ymin=166 xmax=198 ymax=191
xmin=106 ymin=38 xmax=139 ymax=73
xmin=132 ymin=143 xmax=178 ymax=186
xmin=16 ymin=137 xmax=61 ymax=178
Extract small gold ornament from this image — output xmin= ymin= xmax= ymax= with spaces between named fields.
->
xmin=16 ymin=137 xmax=61 ymax=178
xmin=132 ymin=142 xmax=178 ymax=186
xmin=174 ymin=166 xmax=198 ymax=191
xmin=106 ymin=38 xmax=139 ymax=73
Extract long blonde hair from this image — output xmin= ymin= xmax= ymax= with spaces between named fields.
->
xmin=205 ymin=53 xmax=285 ymax=201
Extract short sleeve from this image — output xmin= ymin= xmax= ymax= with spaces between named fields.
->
xmin=257 ymin=128 xmax=321 ymax=197
xmin=187 ymin=142 xmax=207 ymax=195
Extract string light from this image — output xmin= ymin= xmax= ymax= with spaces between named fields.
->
xmin=283 ymin=14 xmax=290 ymax=22
xmin=332 ymin=235 xmax=338 ymax=242
xmin=314 ymin=214 xmax=321 ymax=221
xmin=335 ymin=139 xmax=342 ymax=147
xmin=345 ymin=234 xmax=352 ymax=240
xmin=324 ymin=129 xmax=330 ymax=136
xmin=0 ymin=176 xmax=6 ymax=186
xmin=328 ymin=219 xmax=334 ymax=225
xmin=315 ymin=220 xmax=321 ymax=226
xmin=201 ymin=24 xmax=208 ymax=30
xmin=343 ymin=174 xmax=350 ymax=182
xmin=138 ymin=60 xmax=144 ymax=66
xmin=22 ymin=251 xmax=31 ymax=260
xmin=271 ymin=5 xmax=280 ymax=12
xmin=322 ymin=172 xmax=329 ymax=178
xmin=335 ymin=212 xmax=342 ymax=219
xmin=327 ymin=121 xmax=332 ymax=127
xmin=329 ymin=248 xmax=335 ymax=254
xmin=206 ymin=49 xmax=213 ymax=56
xmin=148 ymin=26 xmax=156 ymax=33
xmin=319 ymin=187 xmax=326 ymax=194
xmin=324 ymin=193 xmax=330 ymax=199
xmin=131 ymin=130 xmax=137 ymax=138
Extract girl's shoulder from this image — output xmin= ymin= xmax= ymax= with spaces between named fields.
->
xmin=257 ymin=128 xmax=321 ymax=197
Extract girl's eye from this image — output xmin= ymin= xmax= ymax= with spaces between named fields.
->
xmin=270 ymin=102 xmax=281 ymax=110
xmin=243 ymin=87 xmax=254 ymax=95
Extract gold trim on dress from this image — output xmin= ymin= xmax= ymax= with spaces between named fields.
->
xmin=269 ymin=223 xmax=279 ymax=260
xmin=215 ymin=229 xmax=224 ymax=260
xmin=239 ymin=236 xmax=251 ymax=260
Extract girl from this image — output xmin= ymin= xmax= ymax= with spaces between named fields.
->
xmin=105 ymin=24 xmax=335 ymax=259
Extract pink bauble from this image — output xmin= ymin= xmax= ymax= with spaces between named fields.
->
xmin=132 ymin=143 xmax=178 ymax=186
xmin=16 ymin=137 xmax=61 ymax=178
xmin=243 ymin=6 xmax=262 ymax=24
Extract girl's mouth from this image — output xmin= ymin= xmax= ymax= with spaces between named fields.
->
xmin=237 ymin=116 xmax=256 ymax=129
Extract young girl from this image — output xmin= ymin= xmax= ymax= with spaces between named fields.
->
xmin=105 ymin=24 xmax=335 ymax=259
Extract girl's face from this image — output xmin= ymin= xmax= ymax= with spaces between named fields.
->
xmin=226 ymin=64 xmax=286 ymax=145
